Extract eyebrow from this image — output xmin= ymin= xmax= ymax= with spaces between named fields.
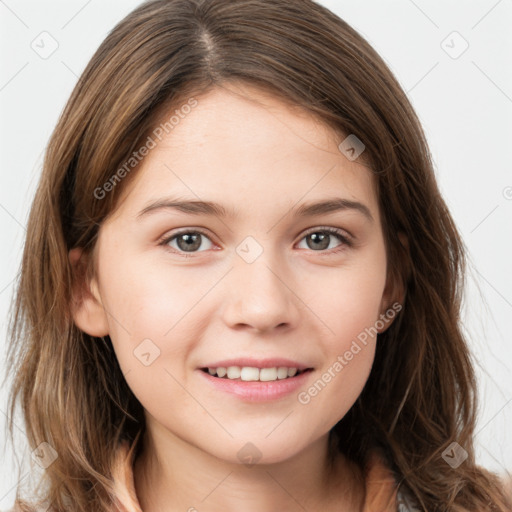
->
xmin=137 ymin=196 xmax=374 ymax=222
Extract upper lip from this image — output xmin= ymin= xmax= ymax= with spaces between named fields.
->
xmin=200 ymin=358 xmax=312 ymax=371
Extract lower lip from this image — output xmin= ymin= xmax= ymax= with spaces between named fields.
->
xmin=197 ymin=369 xmax=313 ymax=402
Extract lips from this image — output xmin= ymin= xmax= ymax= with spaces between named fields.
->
xmin=198 ymin=364 xmax=313 ymax=402
xmin=200 ymin=358 xmax=311 ymax=372
xmin=196 ymin=358 xmax=314 ymax=401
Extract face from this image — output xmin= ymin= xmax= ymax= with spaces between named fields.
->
xmin=73 ymin=82 xmax=398 ymax=465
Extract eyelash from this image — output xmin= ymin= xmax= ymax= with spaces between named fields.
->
xmin=158 ymin=226 xmax=353 ymax=258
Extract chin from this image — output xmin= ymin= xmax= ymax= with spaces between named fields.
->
xmin=206 ymin=434 xmax=313 ymax=467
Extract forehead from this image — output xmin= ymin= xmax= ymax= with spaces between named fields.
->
xmin=110 ymin=83 xmax=379 ymax=224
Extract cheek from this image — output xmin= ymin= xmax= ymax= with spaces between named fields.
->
xmin=325 ymin=278 xmax=385 ymax=351
xmin=97 ymin=253 xmax=220 ymax=386
xmin=297 ymin=252 xmax=386 ymax=414
xmin=99 ymin=250 xmax=214 ymax=337
xmin=101 ymin=271 xmax=201 ymax=421
xmin=298 ymin=289 xmax=381 ymax=426
xmin=307 ymin=249 xmax=388 ymax=347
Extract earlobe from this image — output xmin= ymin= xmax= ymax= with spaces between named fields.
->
xmin=68 ymin=247 xmax=109 ymax=337
xmin=377 ymin=285 xmax=404 ymax=335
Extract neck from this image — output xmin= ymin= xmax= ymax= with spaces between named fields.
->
xmin=133 ymin=422 xmax=365 ymax=512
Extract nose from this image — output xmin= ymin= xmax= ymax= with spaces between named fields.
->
xmin=221 ymin=247 xmax=301 ymax=334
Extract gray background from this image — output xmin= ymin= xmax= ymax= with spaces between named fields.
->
xmin=1 ymin=0 xmax=511 ymax=507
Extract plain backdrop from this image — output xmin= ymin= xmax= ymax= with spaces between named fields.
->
xmin=1 ymin=0 xmax=511 ymax=507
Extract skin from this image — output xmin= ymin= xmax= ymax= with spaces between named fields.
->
xmin=70 ymin=82 xmax=402 ymax=512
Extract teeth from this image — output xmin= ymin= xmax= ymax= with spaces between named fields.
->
xmin=205 ymin=366 xmax=303 ymax=381
xmin=227 ymin=366 xmax=241 ymax=379
xmin=260 ymin=367 xmax=278 ymax=381
xmin=277 ymin=367 xmax=288 ymax=379
xmin=240 ymin=367 xmax=260 ymax=381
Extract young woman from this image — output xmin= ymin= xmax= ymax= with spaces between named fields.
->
xmin=4 ymin=0 xmax=511 ymax=511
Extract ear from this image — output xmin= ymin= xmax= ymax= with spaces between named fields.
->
xmin=377 ymin=232 xmax=409 ymax=334
xmin=68 ymin=247 xmax=109 ymax=337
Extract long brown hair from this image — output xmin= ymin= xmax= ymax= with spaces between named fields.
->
xmin=4 ymin=0 xmax=511 ymax=510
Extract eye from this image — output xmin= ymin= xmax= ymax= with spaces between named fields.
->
xmin=297 ymin=227 xmax=352 ymax=254
xmin=159 ymin=229 xmax=214 ymax=256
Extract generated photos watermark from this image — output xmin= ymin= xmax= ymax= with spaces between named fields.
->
xmin=297 ymin=301 xmax=402 ymax=405
xmin=94 ymin=97 xmax=198 ymax=200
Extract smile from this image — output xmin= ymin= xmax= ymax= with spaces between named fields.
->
xmin=201 ymin=366 xmax=311 ymax=381
xmin=198 ymin=365 xmax=314 ymax=402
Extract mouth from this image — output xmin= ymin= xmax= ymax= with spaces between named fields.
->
xmin=197 ymin=361 xmax=315 ymax=401
xmin=200 ymin=366 xmax=314 ymax=382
